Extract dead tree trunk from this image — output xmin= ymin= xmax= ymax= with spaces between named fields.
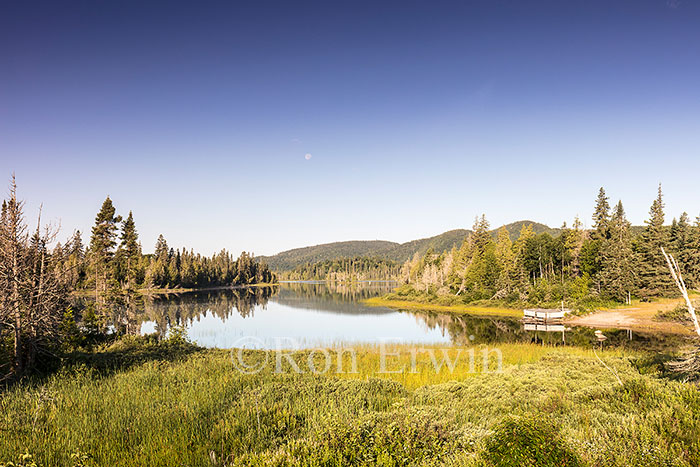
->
xmin=661 ymin=247 xmax=700 ymax=337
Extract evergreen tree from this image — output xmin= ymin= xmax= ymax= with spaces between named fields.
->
xmin=513 ymin=223 xmax=535 ymax=293
xmin=117 ymin=211 xmax=140 ymax=291
xmin=494 ymin=226 xmax=515 ymax=298
xmin=145 ymin=234 xmax=170 ymax=287
xmin=459 ymin=216 xmax=498 ymax=300
xmin=592 ymin=187 xmax=610 ymax=240
xmin=635 ymin=185 xmax=675 ymax=297
xmin=563 ymin=216 xmax=585 ymax=277
xmin=670 ymin=212 xmax=698 ymax=289
xmin=582 ymin=188 xmax=612 ymax=289
xmin=88 ymin=197 xmax=121 ymax=301
xmin=685 ymin=217 xmax=700 ymax=289
xmin=600 ymin=201 xmax=635 ymax=301
xmin=155 ymin=234 xmax=169 ymax=261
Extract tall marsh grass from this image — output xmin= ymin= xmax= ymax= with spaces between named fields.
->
xmin=1 ymin=338 xmax=698 ymax=466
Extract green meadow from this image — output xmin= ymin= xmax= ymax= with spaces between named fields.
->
xmin=2 ymin=335 xmax=699 ymax=467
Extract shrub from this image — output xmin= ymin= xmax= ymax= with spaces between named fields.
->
xmin=483 ymin=414 xmax=582 ymax=467
xmin=655 ymin=303 xmax=695 ymax=324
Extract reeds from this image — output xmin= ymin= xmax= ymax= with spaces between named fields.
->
xmin=1 ymin=340 xmax=698 ymax=466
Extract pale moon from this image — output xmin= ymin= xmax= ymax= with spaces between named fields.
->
xmin=305 ymin=153 xmax=312 ymax=160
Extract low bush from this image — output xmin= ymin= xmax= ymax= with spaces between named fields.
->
xmin=483 ymin=414 xmax=582 ymax=467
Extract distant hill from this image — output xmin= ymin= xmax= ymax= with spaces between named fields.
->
xmin=382 ymin=229 xmax=470 ymax=262
xmin=259 ymin=230 xmax=471 ymax=272
xmin=493 ymin=220 xmax=562 ymax=241
xmin=259 ymin=240 xmax=398 ymax=271
xmin=260 ymin=220 xmax=644 ymax=271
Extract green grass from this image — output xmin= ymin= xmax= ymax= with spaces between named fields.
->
xmin=364 ymin=296 xmax=523 ymax=318
xmin=1 ymin=339 xmax=699 ymax=466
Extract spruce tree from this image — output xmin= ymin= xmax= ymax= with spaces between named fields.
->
xmin=155 ymin=234 xmax=169 ymax=261
xmin=582 ymin=189 xmax=610 ymax=290
xmin=88 ymin=197 xmax=121 ymax=301
xmin=513 ymin=223 xmax=535 ymax=294
xmin=685 ymin=217 xmax=700 ymax=289
xmin=671 ymin=212 xmax=699 ymax=288
xmin=494 ymin=226 xmax=515 ymax=298
xmin=117 ymin=211 xmax=140 ymax=291
xmin=635 ymin=185 xmax=675 ymax=297
xmin=563 ymin=216 xmax=585 ymax=277
xmin=460 ymin=216 xmax=497 ymax=299
xmin=592 ymin=187 xmax=610 ymax=240
xmin=600 ymin=201 xmax=635 ymax=301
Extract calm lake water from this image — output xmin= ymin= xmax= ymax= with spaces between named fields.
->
xmin=138 ymin=282 xmax=451 ymax=349
xmin=112 ymin=281 xmax=687 ymax=350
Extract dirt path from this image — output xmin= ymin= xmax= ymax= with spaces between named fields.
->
xmin=566 ymin=297 xmax=694 ymax=335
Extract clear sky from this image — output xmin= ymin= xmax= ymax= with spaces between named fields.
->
xmin=2 ymin=0 xmax=699 ymax=256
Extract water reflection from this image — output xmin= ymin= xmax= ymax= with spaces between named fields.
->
xmin=412 ymin=311 xmax=686 ymax=351
xmin=72 ymin=282 xmax=687 ymax=350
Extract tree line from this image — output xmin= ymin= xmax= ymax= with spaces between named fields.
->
xmin=54 ymin=196 xmax=275 ymax=299
xmin=400 ymin=186 xmax=697 ymax=308
xmin=0 ymin=179 xmax=274 ymax=381
xmin=281 ymin=256 xmax=401 ymax=282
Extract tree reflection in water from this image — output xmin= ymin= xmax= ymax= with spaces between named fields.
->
xmin=71 ymin=282 xmax=684 ymax=350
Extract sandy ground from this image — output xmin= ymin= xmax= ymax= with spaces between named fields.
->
xmin=566 ymin=297 xmax=694 ymax=335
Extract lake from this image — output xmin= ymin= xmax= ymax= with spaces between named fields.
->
xmin=123 ymin=281 xmax=685 ymax=350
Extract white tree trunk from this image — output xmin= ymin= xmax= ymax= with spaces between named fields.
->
xmin=661 ymin=247 xmax=700 ymax=337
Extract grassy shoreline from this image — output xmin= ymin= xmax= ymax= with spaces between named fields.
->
xmin=2 ymin=337 xmax=698 ymax=466
xmin=364 ymin=296 xmax=524 ymax=318
xmin=365 ymin=293 xmax=696 ymax=335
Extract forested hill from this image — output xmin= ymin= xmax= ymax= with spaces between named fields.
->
xmin=260 ymin=231 xmax=470 ymax=271
xmin=260 ymin=240 xmax=398 ymax=271
xmin=261 ymin=221 xmax=564 ymax=272
xmin=499 ymin=220 xmax=561 ymax=241
xmin=383 ymin=229 xmax=469 ymax=263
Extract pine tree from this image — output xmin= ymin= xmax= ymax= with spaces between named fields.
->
xmin=592 ymin=187 xmax=610 ymax=240
xmin=88 ymin=197 xmax=121 ymax=302
xmin=155 ymin=234 xmax=169 ymax=261
xmin=494 ymin=226 xmax=515 ymax=298
xmin=600 ymin=201 xmax=635 ymax=301
xmin=67 ymin=230 xmax=85 ymax=288
xmin=670 ymin=212 xmax=698 ymax=289
xmin=635 ymin=184 xmax=675 ymax=297
xmin=513 ymin=223 xmax=535 ymax=294
xmin=117 ymin=211 xmax=140 ymax=291
xmin=458 ymin=216 xmax=498 ymax=300
xmin=581 ymin=189 xmax=611 ymax=291
xmin=145 ymin=234 xmax=170 ymax=287
xmin=685 ymin=217 xmax=700 ymax=289
xmin=563 ymin=216 xmax=585 ymax=277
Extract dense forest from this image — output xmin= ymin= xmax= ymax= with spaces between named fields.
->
xmin=397 ymin=186 xmax=697 ymax=308
xmin=280 ymin=256 xmax=401 ymax=281
xmin=0 ymin=178 xmax=274 ymax=380
xmin=54 ymin=196 xmax=275 ymax=297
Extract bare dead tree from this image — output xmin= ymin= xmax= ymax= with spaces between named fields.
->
xmin=0 ymin=176 xmax=29 ymax=379
xmin=661 ymin=246 xmax=700 ymax=337
xmin=661 ymin=247 xmax=700 ymax=381
xmin=0 ymin=176 xmax=68 ymax=381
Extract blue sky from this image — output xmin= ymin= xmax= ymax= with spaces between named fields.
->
xmin=2 ymin=0 xmax=699 ymax=255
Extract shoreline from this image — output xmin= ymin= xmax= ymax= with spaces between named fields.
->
xmin=71 ymin=282 xmax=279 ymax=298
xmin=363 ymin=296 xmax=523 ymax=318
xmin=365 ymin=295 xmax=696 ymax=335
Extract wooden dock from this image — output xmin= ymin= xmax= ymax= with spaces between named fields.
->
xmin=523 ymin=323 xmax=567 ymax=332
xmin=522 ymin=308 xmax=571 ymax=323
